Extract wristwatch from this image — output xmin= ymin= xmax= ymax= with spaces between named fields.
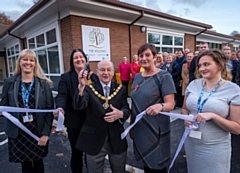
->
xmin=160 ymin=103 xmax=165 ymax=112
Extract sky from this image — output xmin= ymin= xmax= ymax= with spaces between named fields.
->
xmin=0 ymin=0 xmax=239 ymax=35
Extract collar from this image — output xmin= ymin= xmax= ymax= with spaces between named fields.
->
xmin=99 ymin=80 xmax=111 ymax=89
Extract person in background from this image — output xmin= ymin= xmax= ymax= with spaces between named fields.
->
xmin=73 ymin=60 xmax=130 ymax=173
xmin=130 ymin=54 xmax=141 ymax=82
xmin=0 ymin=49 xmax=54 ymax=173
xmin=184 ymin=48 xmax=190 ymax=57
xmin=182 ymin=49 xmax=240 ymax=173
xmin=189 ymin=42 xmax=209 ymax=82
xmin=155 ymin=54 xmax=164 ymax=69
xmin=174 ymin=50 xmax=186 ymax=107
xmin=118 ymin=56 xmax=131 ymax=97
xmin=174 ymin=50 xmax=179 ymax=58
xmin=162 ymin=52 xmax=169 ymax=62
xmin=194 ymin=50 xmax=199 ymax=56
xmin=54 ymin=48 xmax=98 ymax=173
xmin=231 ymin=50 xmax=238 ymax=61
xmin=224 ymin=48 xmax=238 ymax=83
xmin=237 ymin=50 xmax=240 ymax=62
xmin=131 ymin=43 xmax=175 ymax=173
xmin=181 ymin=52 xmax=194 ymax=96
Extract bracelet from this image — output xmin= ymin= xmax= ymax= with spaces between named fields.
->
xmin=160 ymin=103 xmax=165 ymax=112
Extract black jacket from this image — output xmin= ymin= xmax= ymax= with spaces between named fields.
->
xmin=0 ymin=75 xmax=54 ymax=138
xmin=189 ymin=56 xmax=197 ymax=82
xmin=73 ymin=81 xmax=130 ymax=155
xmin=55 ymin=70 xmax=87 ymax=129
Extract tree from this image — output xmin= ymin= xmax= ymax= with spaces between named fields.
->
xmin=33 ymin=0 xmax=39 ymax=4
xmin=230 ymin=30 xmax=240 ymax=38
xmin=0 ymin=12 xmax=13 ymax=25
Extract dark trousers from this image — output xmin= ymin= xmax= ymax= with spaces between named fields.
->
xmin=121 ymin=80 xmax=129 ymax=97
xmin=67 ymin=128 xmax=84 ymax=173
xmin=21 ymin=159 xmax=44 ymax=173
xmin=144 ymin=166 xmax=167 ymax=173
xmin=86 ymin=137 xmax=127 ymax=173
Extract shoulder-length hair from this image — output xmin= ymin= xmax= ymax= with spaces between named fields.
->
xmin=196 ymin=49 xmax=232 ymax=81
xmin=14 ymin=49 xmax=53 ymax=87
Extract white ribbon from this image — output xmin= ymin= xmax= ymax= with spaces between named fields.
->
xmin=0 ymin=106 xmax=64 ymax=141
xmin=121 ymin=111 xmax=197 ymax=173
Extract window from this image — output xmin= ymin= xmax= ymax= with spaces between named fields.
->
xmin=148 ymin=33 xmax=160 ymax=44
xmin=196 ymin=41 xmax=222 ymax=50
xmin=233 ymin=46 xmax=239 ymax=51
xmin=7 ymin=44 xmax=20 ymax=76
xmin=27 ymin=28 xmax=61 ymax=90
xmin=147 ymin=31 xmax=184 ymax=53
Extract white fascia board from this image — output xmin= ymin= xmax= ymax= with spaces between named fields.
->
xmin=146 ymin=27 xmax=185 ymax=36
xmin=143 ymin=13 xmax=205 ymax=30
xmin=25 ymin=14 xmax=58 ymax=39
xmin=198 ymin=33 xmax=232 ymax=43
xmin=60 ymin=7 xmax=71 ymax=19
xmin=10 ymin=0 xmax=56 ymax=33
xmin=5 ymin=39 xmax=21 ymax=49
xmin=196 ymin=38 xmax=226 ymax=44
xmin=76 ymin=0 xmax=140 ymax=15
xmin=69 ymin=7 xmax=138 ymax=24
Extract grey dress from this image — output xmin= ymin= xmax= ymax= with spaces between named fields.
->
xmin=131 ymin=71 xmax=176 ymax=169
xmin=184 ymin=79 xmax=240 ymax=173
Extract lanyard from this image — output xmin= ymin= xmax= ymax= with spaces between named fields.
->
xmin=21 ymin=78 xmax=34 ymax=108
xmin=197 ymin=78 xmax=222 ymax=113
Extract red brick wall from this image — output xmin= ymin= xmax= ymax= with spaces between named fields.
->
xmin=222 ymin=43 xmax=233 ymax=50
xmin=184 ymin=34 xmax=196 ymax=52
xmin=60 ymin=15 xmax=147 ymax=74
xmin=131 ymin=25 xmax=146 ymax=60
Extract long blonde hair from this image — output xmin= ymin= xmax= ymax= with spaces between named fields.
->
xmin=14 ymin=49 xmax=53 ymax=87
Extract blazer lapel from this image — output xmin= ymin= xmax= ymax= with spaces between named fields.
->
xmin=14 ymin=76 xmax=21 ymax=107
xmin=34 ymin=77 xmax=40 ymax=109
xmin=93 ymin=81 xmax=104 ymax=96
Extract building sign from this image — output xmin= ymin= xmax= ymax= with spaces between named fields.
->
xmin=82 ymin=25 xmax=110 ymax=61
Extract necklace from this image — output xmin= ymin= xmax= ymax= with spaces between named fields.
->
xmin=89 ymin=84 xmax=122 ymax=109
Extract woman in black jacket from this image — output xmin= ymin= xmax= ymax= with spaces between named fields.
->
xmin=54 ymin=48 xmax=98 ymax=173
xmin=0 ymin=49 xmax=54 ymax=173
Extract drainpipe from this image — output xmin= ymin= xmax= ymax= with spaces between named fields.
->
xmin=129 ymin=10 xmax=144 ymax=62
xmin=226 ymin=38 xmax=235 ymax=46
xmin=7 ymin=30 xmax=26 ymax=49
xmin=195 ymin=28 xmax=208 ymax=50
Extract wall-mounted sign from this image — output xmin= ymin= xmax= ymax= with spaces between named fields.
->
xmin=82 ymin=25 xmax=111 ymax=61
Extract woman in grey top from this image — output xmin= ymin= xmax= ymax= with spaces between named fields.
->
xmin=182 ymin=49 xmax=240 ymax=173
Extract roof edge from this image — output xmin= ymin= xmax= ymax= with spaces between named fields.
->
xmin=0 ymin=0 xmax=50 ymax=39
xmin=98 ymin=0 xmax=212 ymax=29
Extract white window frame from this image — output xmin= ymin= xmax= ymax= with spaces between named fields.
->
xmin=147 ymin=28 xmax=184 ymax=53
xmin=26 ymin=23 xmax=63 ymax=90
xmin=6 ymin=43 xmax=21 ymax=77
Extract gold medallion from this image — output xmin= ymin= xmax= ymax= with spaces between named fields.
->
xmin=89 ymin=84 xmax=122 ymax=109
xmin=102 ymin=101 xmax=109 ymax=109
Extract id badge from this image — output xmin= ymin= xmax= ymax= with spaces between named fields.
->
xmin=23 ymin=114 xmax=33 ymax=123
xmin=189 ymin=130 xmax=202 ymax=139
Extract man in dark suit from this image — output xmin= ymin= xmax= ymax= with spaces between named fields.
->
xmin=73 ymin=60 xmax=130 ymax=173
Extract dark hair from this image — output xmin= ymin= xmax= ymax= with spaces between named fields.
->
xmin=178 ymin=50 xmax=184 ymax=54
xmin=237 ymin=50 xmax=240 ymax=59
xmin=69 ymin=48 xmax=88 ymax=72
xmin=196 ymin=49 xmax=231 ymax=80
xmin=137 ymin=43 xmax=157 ymax=56
xmin=200 ymin=41 xmax=208 ymax=45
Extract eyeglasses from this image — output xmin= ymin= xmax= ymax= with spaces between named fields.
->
xmin=98 ymin=68 xmax=113 ymax=72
